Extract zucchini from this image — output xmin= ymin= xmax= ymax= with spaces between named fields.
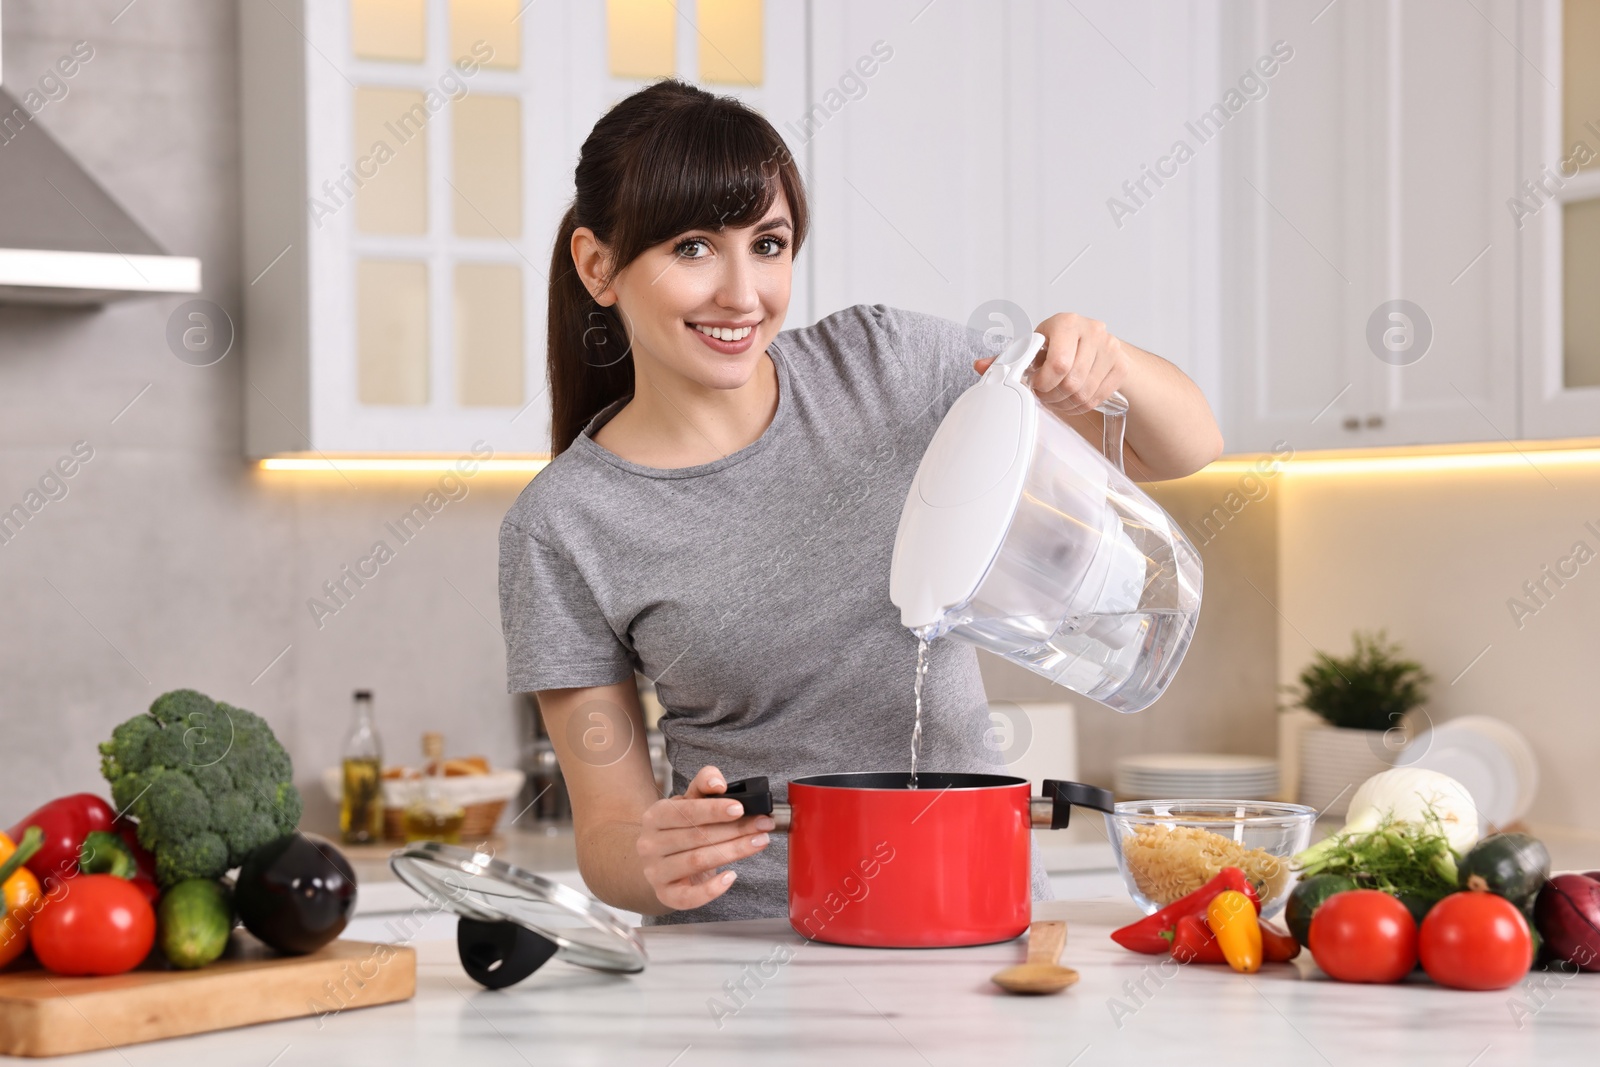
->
xmin=1458 ymin=832 xmax=1551 ymax=909
xmin=1398 ymin=891 xmax=1446 ymax=928
xmin=1285 ymin=874 xmax=1358 ymax=948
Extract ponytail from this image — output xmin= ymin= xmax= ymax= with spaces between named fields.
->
xmin=545 ymin=79 xmax=809 ymax=456
xmin=547 ymin=206 xmax=633 ymax=456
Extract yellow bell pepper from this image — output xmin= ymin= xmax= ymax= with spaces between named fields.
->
xmin=1206 ymin=888 xmax=1263 ymax=974
xmin=1 ymin=826 xmax=45 ymax=970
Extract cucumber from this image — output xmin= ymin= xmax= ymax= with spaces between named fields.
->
xmin=1458 ymin=832 xmax=1551 ymax=910
xmin=1285 ymin=874 xmax=1358 ymax=948
xmin=158 ymin=878 xmax=234 ymax=969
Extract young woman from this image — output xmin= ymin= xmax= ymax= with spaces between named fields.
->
xmin=499 ymin=80 xmax=1223 ymax=924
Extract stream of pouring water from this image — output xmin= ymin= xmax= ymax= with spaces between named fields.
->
xmin=908 ymin=632 xmax=931 ymax=789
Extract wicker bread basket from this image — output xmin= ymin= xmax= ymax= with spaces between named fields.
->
xmin=380 ymin=798 xmax=506 ymax=841
xmin=321 ymin=768 xmax=525 ymax=841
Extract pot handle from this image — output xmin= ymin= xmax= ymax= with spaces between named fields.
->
xmin=1032 ymin=779 xmax=1115 ymax=830
xmin=723 ymin=776 xmax=772 ymax=814
xmin=722 ymin=776 xmax=791 ymax=832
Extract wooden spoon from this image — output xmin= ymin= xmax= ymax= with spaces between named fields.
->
xmin=991 ymin=920 xmax=1078 ymax=995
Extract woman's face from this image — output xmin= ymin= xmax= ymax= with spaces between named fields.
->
xmin=594 ymin=190 xmax=794 ymax=392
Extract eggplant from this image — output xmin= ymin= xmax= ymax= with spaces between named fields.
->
xmin=235 ymin=832 xmax=357 ymax=955
xmin=1533 ymin=873 xmax=1600 ymax=973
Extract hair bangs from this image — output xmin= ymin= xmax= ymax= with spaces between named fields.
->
xmin=549 ymin=79 xmax=810 ymax=454
xmin=616 ymin=102 xmax=792 ymax=254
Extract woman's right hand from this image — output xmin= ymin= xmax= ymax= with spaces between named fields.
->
xmin=636 ymin=765 xmax=773 ymax=911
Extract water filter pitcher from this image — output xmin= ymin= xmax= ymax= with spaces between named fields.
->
xmin=889 ymin=331 xmax=1203 ymax=713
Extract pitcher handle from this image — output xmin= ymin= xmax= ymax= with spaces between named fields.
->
xmin=991 ymin=331 xmax=1128 ymax=474
xmin=1097 ymin=390 xmax=1129 ymax=475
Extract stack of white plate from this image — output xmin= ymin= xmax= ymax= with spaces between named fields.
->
xmin=1115 ymin=754 xmax=1280 ymax=800
xmin=1394 ymin=715 xmax=1539 ymax=831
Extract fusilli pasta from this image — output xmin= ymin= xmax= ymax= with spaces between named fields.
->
xmin=1122 ymin=823 xmax=1290 ymax=907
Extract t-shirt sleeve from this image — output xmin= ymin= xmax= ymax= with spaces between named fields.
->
xmin=498 ymin=512 xmax=636 ymax=693
xmin=866 ymin=304 xmax=984 ymax=424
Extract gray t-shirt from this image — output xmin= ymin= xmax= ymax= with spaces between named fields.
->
xmin=498 ymin=303 xmax=1053 ymax=923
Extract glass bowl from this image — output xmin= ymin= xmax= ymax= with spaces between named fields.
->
xmin=1106 ymin=799 xmax=1317 ymax=920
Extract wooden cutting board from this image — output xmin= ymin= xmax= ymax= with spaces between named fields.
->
xmin=0 ymin=933 xmax=415 ymax=1058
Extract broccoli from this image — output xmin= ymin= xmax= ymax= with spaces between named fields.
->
xmin=99 ymin=688 xmax=303 ymax=887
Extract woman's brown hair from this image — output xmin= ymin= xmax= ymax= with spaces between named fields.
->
xmin=547 ymin=79 xmax=809 ymax=456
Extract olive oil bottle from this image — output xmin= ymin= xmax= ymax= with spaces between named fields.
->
xmin=403 ymin=732 xmax=466 ymax=843
xmin=340 ymin=690 xmax=385 ymax=844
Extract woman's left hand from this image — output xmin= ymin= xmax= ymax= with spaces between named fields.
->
xmin=973 ymin=312 xmax=1131 ymax=417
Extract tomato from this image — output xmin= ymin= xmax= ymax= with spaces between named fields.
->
xmin=1308 ymin=889 xmax=1417 ymax=983
xmin=31 ymin=874 xmax=156 ymax=976
xmin=1419 ymin=891 xmax=1533 ymax=990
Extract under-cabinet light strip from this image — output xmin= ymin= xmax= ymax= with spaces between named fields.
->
xmin=258 ymin=457 xmax=550 ymax=473
xmin=1204 ymin=447 xmax=1600 ymax=477
xmin=259 ymin=445 xmax=1600 ymax=477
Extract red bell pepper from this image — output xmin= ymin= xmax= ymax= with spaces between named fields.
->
xmin=1170 ymin=914 xmax=1227 ymax=964
xmin=6 ymin=795 xmax=116 ymax=889
xmin=78 ymin=831 xmax=159 ymax=904
xmin=1259 ymin=919 xmax=1301 ymax=963
xmin=1111 ymin=867 xmax=1263 ymax=954
xmin=114 ymin=818 xmax=156 ymax=882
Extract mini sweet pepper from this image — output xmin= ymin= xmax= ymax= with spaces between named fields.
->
xmin=1206 ymin=889 xmax=1264 ymax=973
xmin=1110 ymin=867 xmax=1262 ymax=955
xmin=0 ymin=826 xmax=44 ymax=969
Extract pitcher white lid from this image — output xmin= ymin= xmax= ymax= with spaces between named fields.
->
xmin=889 ymin=333 xmax=1043 ymax=631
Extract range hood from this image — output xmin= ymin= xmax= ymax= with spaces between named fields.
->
xmin=0 ymin=23 xmax=200 ymax=304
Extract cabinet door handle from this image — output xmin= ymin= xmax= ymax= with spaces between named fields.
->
xmin=1364 ymin=415 xmax=1385 ymax=428
xmin=1342 ymin=416 xmax=1361 ymax=431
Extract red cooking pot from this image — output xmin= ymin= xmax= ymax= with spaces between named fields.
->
xmin=724 ymin=773 xmax=1113 ymax=948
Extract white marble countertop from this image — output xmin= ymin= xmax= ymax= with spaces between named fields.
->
xmin=29 ymin=894 xmax=1600 ymax=1067
xmin=24 ymin=823 xmax=1596 ymax=1065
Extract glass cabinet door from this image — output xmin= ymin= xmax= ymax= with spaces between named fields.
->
xmin=1519 ymin=0 xmax=1600 ymax=440
xmin=244 ymin=0 xmax=807 ymax=456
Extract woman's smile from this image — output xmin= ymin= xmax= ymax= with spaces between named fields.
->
xmin=687 ymin=319 xmax=761 ymax=354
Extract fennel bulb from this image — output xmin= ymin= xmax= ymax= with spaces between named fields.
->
xmin=1295 ymin=767 xmax=1480 ymax=874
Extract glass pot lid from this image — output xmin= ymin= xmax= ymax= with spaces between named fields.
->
xmin=389 ymin=841 xmax=647 ymax=974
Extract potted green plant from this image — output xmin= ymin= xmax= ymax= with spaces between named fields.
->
xmin=1284 ymin=631 xmax=1432 ymax=816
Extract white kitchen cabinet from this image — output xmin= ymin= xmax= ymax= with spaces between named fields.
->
xmin=806 ymin=0 xmax=1225 ymax=406
xmin=803 ymin=1 xmax=1009 ymax=326
xmin=240 ymin=0 xmax=808 ymax=458
xmin=237 ymin=0 xmax=1583 ymax=460
xmin=1518 ymin=0 xmax=1600 ymax=440
xmin=807 ymin=0 xmax=1545 ymax=456
xmin=1220 ymin=0 xmax=1521 ymax=454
